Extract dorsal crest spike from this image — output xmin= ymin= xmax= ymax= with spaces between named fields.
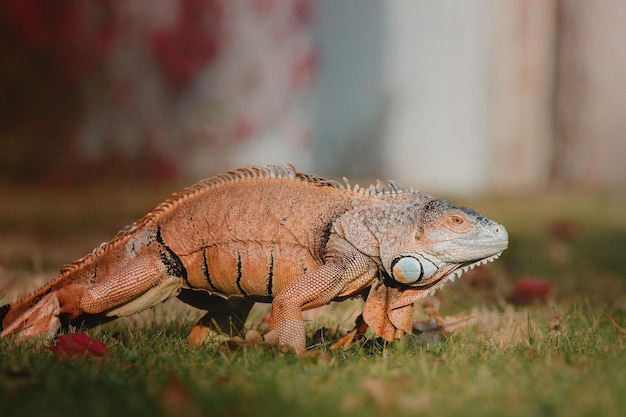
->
xmin=388 ymin=180 xmax=399 ymax=194
xmin=357 ymin=178 xmax=414 ymax=196
xmin=342 ymin=177 xmax=351 ymax=191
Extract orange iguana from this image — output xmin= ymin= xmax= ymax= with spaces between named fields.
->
xmin=0 ymin=165 xmax=508 ymax=353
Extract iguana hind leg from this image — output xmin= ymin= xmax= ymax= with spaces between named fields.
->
xmin=268 ymin=263 xmax=354 ymax=354
xmin=2 ymin=252 xmax=184 ymax=341
xmin=177 ymin=289 xmax=254 ymax=345
xmin=75 ymin=252 xmax=184 ymax=318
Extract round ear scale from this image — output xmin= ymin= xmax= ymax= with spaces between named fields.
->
xmin=391 ymin=257 xmax=423 ymax=284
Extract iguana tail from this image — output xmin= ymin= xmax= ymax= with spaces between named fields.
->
xmin=1 ymin=218 xmax=136 ymax=338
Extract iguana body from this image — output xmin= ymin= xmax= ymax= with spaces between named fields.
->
xmin=0 ymin=165 xmax=508 ymax=353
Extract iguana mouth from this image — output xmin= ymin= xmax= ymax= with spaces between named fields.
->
xmin=415 ymin=252 xmax=503 ymax=298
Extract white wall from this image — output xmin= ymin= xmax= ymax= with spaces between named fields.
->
xmin=381 ymin=0 xmax=492 ymax=195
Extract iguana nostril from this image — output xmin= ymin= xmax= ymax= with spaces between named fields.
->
xmin=493 ymin=224 xmax=509 ymax=246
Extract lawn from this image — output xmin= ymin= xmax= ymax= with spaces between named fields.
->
xmin=1 ymin=184 xmax=625 ymax=417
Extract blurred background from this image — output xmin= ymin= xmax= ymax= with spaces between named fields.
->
xmin=1 ymin=0 xmax=625 ymax=195
xmin=2 ymin=5 xmax=626 ymax=412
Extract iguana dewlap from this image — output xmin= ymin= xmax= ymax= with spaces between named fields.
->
xmin=0 ymin=165 xmax=508 ymax=353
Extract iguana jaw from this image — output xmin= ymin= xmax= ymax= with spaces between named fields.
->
xmin=410 ymin=251 xmax=503 ymax=299
xmin=385 ymin=250 xmax=504 ymax=319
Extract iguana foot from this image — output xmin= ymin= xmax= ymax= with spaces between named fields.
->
xmin=0 ymin=292 xmax=61 ymax=341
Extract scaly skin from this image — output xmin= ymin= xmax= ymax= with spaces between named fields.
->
xmin=0 ymin=165 xmax=508 ymax=353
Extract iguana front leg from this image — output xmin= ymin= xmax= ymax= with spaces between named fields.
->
xmin=269 ymin=243 xmax=377 ymax=354
xmin=67 ymin=252 xmax=184 ymax=319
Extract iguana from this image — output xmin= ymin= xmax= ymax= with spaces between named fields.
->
xmin=0 ymin=165 xmax=508 ymax=353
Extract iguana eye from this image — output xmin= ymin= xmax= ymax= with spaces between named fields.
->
xmin=450 ymin=215 xmax=464 ymax=225
xmin=444 ymin=213 xmax=471 ymax=232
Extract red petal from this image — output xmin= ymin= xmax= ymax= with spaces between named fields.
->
xmin=47 ymin=333 xmax=108 ymax=359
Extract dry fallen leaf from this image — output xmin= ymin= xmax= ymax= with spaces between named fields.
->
xmin=605 ymin=313 xmax=626 ymax=335
xmin=358 ymin=374 xmax=432 ymax=413
xmin=331 ymin=314 xmax=369 ymax=350
xmin=360 ymin=375 xmax=392 ymax=408
xmin=159 ymin=374 xmax=202 ymax=417
xmin=412 ymin=305 xmax=474 ymax=342
xmin=221 ymin=330 xmax=281 ymax=353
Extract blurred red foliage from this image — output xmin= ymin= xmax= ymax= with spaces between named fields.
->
xmin=2 ymin=0 xmax=116 ymax=85
xmin=506 ymin=278 xmax=552 ymax=306
xmin=0 ymin=0 xmax=117 ymax=183
xmin=148 ymin=0 xmax=222 ymax=91
xmin=0 ymin=0 xmax=313 ymax=184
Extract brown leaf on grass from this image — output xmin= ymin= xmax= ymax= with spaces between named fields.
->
xmin=302 ymin=349 xmax=332 ymax=363
xmin=220 ymin=331 xmax=280 ymax=353
xmin=159 ymin=374 xmax=202 ymax=417
xmin=360 ymin=376 xmax=391 ymax=408
xmin=605 ymin=313 xmax=626 ymax=335
xmin=473 ymin=307 xmax=540 ymax=348
xmin=331 ymin=314 xmax=369 ymax=351
xmin=340 ymin=393 xmax=366 ymax=412
xmin=46 ymin=333 xmax=108 ymax=359
xmin=506 ymin=278 xmax=551 ymax=306
xmin=358 ymin=375 xmax=432 ymax=413
xmin=412 ymin=305 xmax=474 ymax=342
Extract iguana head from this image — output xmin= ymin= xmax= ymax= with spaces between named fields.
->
xmin=338 ymin=190 xmax=509 ymax=340
xmin=379 ymin=198 xmax=508 ymax=293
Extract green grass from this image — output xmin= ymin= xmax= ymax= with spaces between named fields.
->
xmin=1 ymin=189 xmax=625 ymax=417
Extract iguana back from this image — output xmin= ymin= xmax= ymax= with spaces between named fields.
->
xmin=157 ymin=167 xmax=354 ymax=298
